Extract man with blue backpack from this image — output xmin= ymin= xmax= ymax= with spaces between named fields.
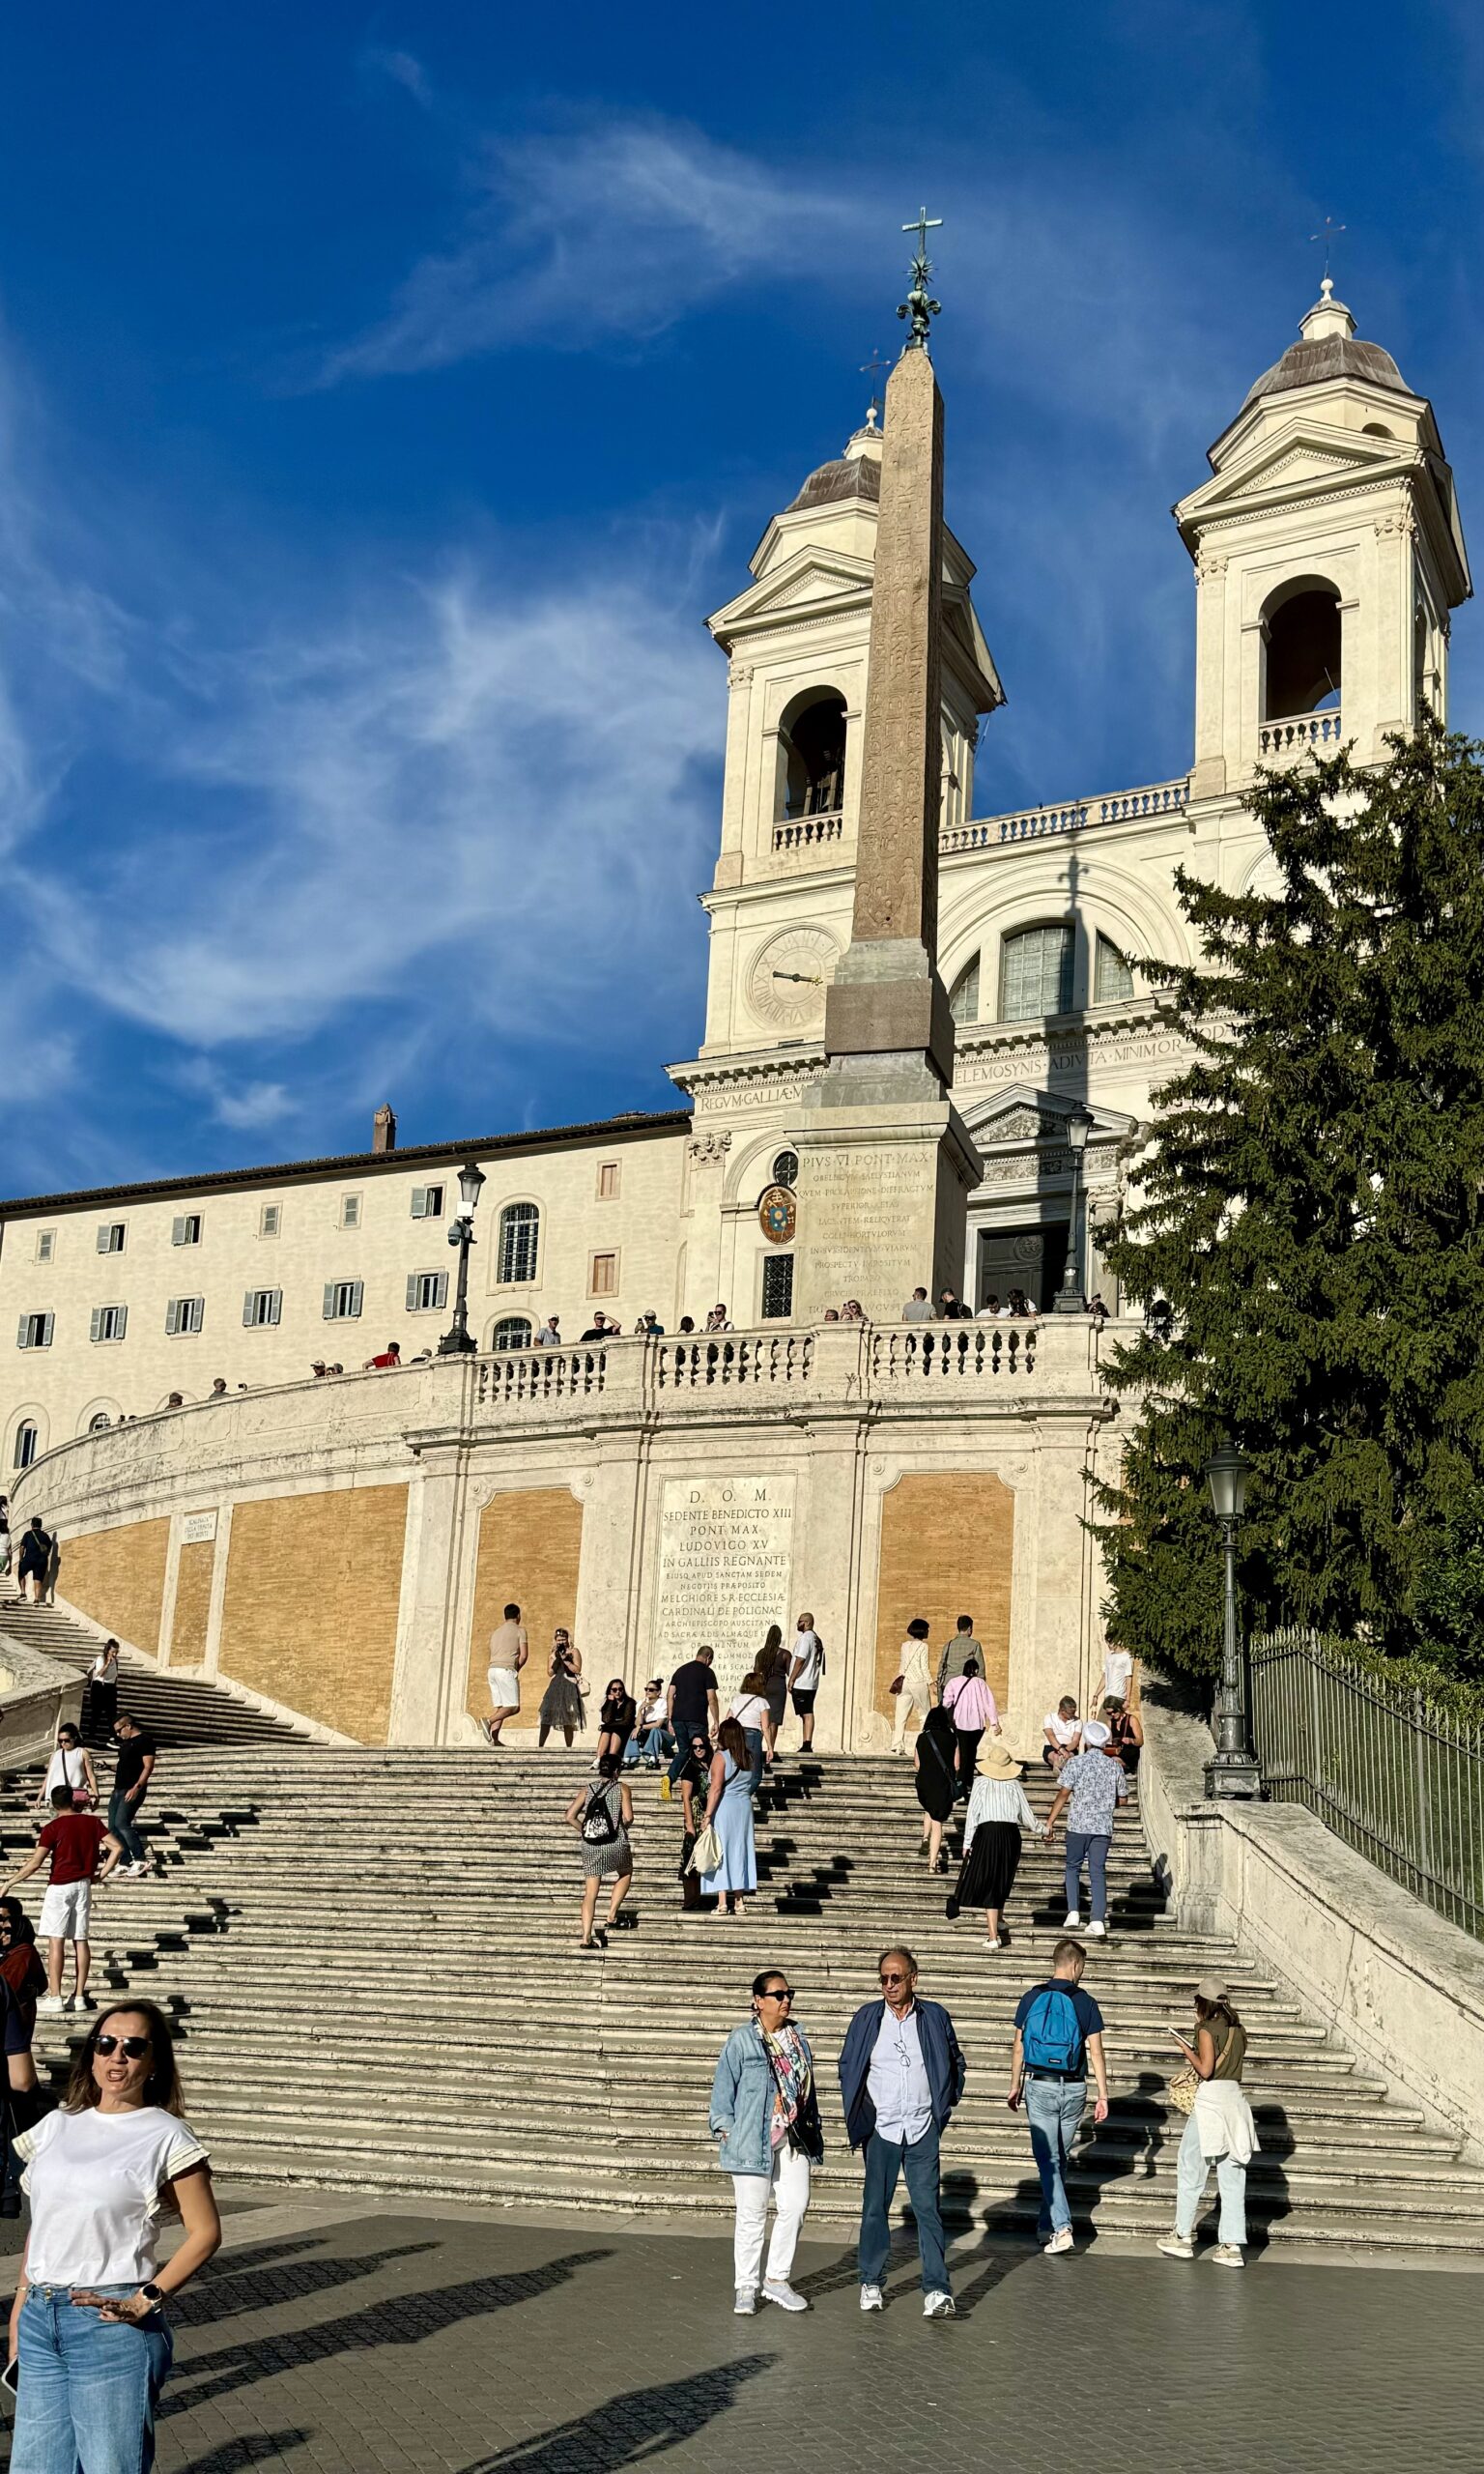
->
xmin=1008 ymin=1938 xmax=1109 ymax=2256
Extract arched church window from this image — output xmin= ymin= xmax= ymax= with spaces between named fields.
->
xmin=491 ymin=1316 xmax=531 ymax=1351
xmin=1263 ymin=579 xmax=1341 ymax=720
xmin=1094 ymin=936 xmax=1134 ymax=1005
xmin=13 ymin=1420 xmax=38 ymax=1471
xmin=779 ymin=693 xmax=847 ymax=820
xmin=1001 ymin=926 xmax=1073 ymax=1023
xmin=949 ymin=956 xmax=981 ymax=1024
xmin=1362 ymin=422 xmax=1394 ymax=438
xmin=88 ymin=1412 xmax=113 ymax=1433
xmin=771 ymin=1149 xmax=799 ymax=1192
xmin=498 ymin=1203 xmax=540 ymax=1285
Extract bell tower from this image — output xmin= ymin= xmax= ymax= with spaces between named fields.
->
xmin=1176 ymin=282 xmax=1470 ymax=799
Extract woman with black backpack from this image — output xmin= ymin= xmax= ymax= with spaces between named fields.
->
xmin=563 ymin=1752 xmax=634 ymax=1952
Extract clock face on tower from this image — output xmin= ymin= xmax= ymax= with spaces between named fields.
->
xmin=746 ymin=926 xmax=841 ymax=1035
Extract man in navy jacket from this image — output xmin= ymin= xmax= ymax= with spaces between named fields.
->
xmin=838 ymin=1945 xmax=966 ymax=2316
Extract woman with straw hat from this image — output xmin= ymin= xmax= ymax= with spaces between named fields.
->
xmin=946 ymin=1740 xmax=1046 ymax=1949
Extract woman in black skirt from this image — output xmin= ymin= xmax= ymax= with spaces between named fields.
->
xmin=913 ymin=1703 xmax=957 ymax=1874
xmin=946 ymin=1738 xmax=1045 ymax=1948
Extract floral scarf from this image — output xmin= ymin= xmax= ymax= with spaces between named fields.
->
xmin=761 ymin=2024 xmax=813 ymax=2149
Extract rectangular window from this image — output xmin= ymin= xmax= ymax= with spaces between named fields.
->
xmin=35 ymin=1230 xmax=54 ymax=1264
xmin=340 ymin=1194 xmax=362 ymax=1229
xmin=410 ymin=1185 xmax=444 ymax=1220
xmin=243 ymin=1287 xmax=282 ymax=1329
xmin=16 ymin=1311 xmax=53 ymax=1350
xmin=596 ymin=1161 xmax=620 ymax=1201
xmin=1094 ymin=934 xmax=1135 ymax=1005
xmin=259 ymin=1203 xmax=281 ymax=1239
xmin=405 ymin=1270 xmax=448 ymax=1312
xmin=171 ymin=1213 xmax=203 ymax=1248
xmin=1001 ymin=925 xmax=1074 ymax=1023
xmin=97 ymin=1222 xmax=127 ymax=1255
xmin=323 ymin=1280 xmax=364 ymax=1321
xmin=90 ymin=1304 xmax=128 ymax=1343
xmin=761 ymin=1253 xmax=794 ymax=1320
xmin=166 ymin=1297 xmax=205 ymax=1337
xmin=589 ymin=1251 xmax=618 ymax=1297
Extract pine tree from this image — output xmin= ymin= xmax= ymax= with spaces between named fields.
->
xmin=1094 ymin=725 xmax=1484 ymax=1685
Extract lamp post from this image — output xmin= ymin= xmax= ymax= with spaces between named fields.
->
xmin=1203 ymin=1441 xmax=1262 ymax=1798
xmin=438 ymin=1162 xmax=487 ymax=1357
xmin=1052 ymin=1108 xmax=1096 ymax=1313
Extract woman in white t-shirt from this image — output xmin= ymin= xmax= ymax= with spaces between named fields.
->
xmin=9 ymin=1998 xmax=220 ymax=2473
xmin=1042 ymin=1698 xmax=1083 ymax=1771
xmin=31 ymin=1724 xmax=97 ymax=1814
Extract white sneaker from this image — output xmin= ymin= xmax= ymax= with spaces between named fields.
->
xmin=36 ymin=1995 xmax=65 ymax=2016
xmin=1043 ymin=2227 xmax=1074 ymax=2257
xmin=859 ymin=2284 xmax=884 ymax=2312
xmin=70 ymin=1993 xmax=94 ymax=2012
xmin=1157 ymin=2235 xmax=1194 ymax=2259
xmin=1212 ymin=2243 xmax=1244 ymax=2269
xmin=761 ymin=2281 xmax=809 ymax=2313
xmin=984 ymin=1937 xmax=1002 ymax=1950
xmin=923 ymin=2290 xmax=956 ymax=2318
xmin=733 ymin=2287 xmax=756 ymax=2315
xmin=1085 ymin=1920 xmax=1107 ymax=1939
xmin=1063 ymin=1912 xmax=1082 ymax=1928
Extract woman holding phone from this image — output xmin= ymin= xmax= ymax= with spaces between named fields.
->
xmin=1157 ymin=1978 xmax=1258 ymax=2268
xmin=7 ymin=1997 xmax=219 ymax=2470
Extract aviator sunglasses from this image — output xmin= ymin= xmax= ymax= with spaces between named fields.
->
xmin=94 ymin=2033 xmax=152 ymax=2059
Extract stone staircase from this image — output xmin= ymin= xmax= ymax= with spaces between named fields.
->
xmin=0 ymin=1600 xmax=308 ymax=1746
xmin=2 ymin=1722 xmax=1480 ymax=2255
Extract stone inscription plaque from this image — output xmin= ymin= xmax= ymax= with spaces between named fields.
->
xmin=181 ymin=1510 xmax=217 ymax=1545
xmin=651 ymin=1475 xmax=796 ymax=1705
xmin=796 ymin=1146 xmax=938 ymax=1316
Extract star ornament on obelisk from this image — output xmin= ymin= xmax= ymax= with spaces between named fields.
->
xmin=789 ymin=216 xmax=985 ymax=1326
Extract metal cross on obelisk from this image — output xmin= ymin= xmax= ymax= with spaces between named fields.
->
xmin=898 ymin=208 xmax=943 ymax=349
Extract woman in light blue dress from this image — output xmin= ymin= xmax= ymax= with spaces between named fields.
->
xmin=701 ymin=1717 xmax=758 ymax=1917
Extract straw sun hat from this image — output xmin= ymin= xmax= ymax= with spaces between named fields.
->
xmin=975 ymin=1739 xmax=1024 ymax=1780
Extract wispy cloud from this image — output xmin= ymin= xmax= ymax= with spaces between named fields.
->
xmin=362 ymin=46 xmax=433 ymax=110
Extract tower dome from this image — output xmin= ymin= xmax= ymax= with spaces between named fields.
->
xmin=1241 ymin=279 xmax=1412 ymax=410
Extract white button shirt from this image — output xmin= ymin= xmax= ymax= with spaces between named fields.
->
xmin=867 ymin=2002 xmax=932 ymax=2146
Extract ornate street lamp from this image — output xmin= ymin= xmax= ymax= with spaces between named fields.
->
xmin=1052 ymin=1108 xmax=1096 ymax=1313
xmin=438 ymin=1162 xmax=487 ymax=1357
xmin=1204 ymin=1441 xmax=1262 ymax=1798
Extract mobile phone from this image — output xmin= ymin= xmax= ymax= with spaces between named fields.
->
xmin=2 ymin=2356 xmax=18 ymax=2396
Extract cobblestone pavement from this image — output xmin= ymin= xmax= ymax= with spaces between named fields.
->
xmin=2 ymin=2192 xmax=1481 ymax=2474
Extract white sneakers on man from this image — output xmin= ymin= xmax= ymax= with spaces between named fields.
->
xmin=923 ymin=2290 xmax=956 ymax=2317
xmin=1043 ymin=2228 xmax=1074 ymax=2257
xmin=761 ymin=2281 xmax=809 ymax=2312
xmin=1085 ymin=1920 xmax=1107 ymax=1939
xmin=733 ymin=2287 xmax=756 ymax=2315
xmin=859 ymin=2284 xmax=884 ymax=2312
xmin=1063 ymin=1911 xmax=1081 ymax=1928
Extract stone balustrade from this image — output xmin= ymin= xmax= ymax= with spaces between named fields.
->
xmin=1258 ymin=708 xmax=1343 ymax=759
xmin=771 ymin=812 xmax=844 ymax=854
xmin=940 ymin=774 xmax=1190 ymax=853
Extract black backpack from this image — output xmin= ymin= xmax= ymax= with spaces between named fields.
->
xmin=581 ymin=1784 xmax=620 ymax=1846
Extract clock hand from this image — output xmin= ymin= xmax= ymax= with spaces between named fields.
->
xmin=773 ymin=970 xmax=822 ymax=986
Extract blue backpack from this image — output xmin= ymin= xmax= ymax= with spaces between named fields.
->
xmin=1021 ymin=1984 xmax=1085 ymax=2076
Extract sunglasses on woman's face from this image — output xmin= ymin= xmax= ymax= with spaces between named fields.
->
xmin=94 ymin=2033 xmax=151 ymax=2059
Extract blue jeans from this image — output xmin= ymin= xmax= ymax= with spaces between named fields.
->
xmin=1064 ymin=1828 xmax=1109 ymax=1922
xmin=743 ymin=1728 xmax=765 ymax=1796
xmin=1174 ymin=2108 xmax=1248 ymax=2245
xmin=857 ymin=2123 xmax=949 ymax=2295
xmin=1024 ymin=2075 xmax=1087 ymax=2237
xmin=624 ymin=1726 xmax=672 ymax=1766
xmin=107 ymin=1788 xmax=146 ymax=1868
xmin=14 ymin=2285 xmax=173 ymax=2474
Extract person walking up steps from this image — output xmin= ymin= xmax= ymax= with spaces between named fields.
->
xmin=15 ymin=1516 xmax=52 ymax=1607
xmin=1044 ymin=1727 xmax=1129 ymax=1937
xmin=484 ymin=1603 xmax=528 ymax=1746
xmin=564 ymin=1753 xmax=634 ymax=1952
xmin=710 ymin=1971 xmax=823 ymax=2316
xmin=947 ymin=1740 xmax=1046 ymax=1948
xmin=108 ymin=1715 xmax=157 ymax=1879
xmin=1157 ymin=1980 xmax=1258 ymax=2268
xmin=942 ymin=1656 xmax=998 ymax=1801
xmin=890 ymin=1619 xmax=933 ymax=1752
xmin=839 ymin=1947 xmax=965 ymax=2317
xmin=1008 ymin=1937 xmax=1109 ymax=2256
xmin=1 ymin=1787 xmax=124 ymax=2016
xmin=913 ymin=1704 xmax=957 ymax=1875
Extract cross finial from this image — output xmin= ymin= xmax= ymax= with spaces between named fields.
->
xmin=1309 ymin=215 xmax=1347 ymax=285
xmin=860 ymin=346 xmax=891 ymax=426
xmin=898 ymin=209 xmax=943 ymax=351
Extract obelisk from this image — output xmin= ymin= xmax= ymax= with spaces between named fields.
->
xmin=790 ymin=223 xmax=982 ymax=1324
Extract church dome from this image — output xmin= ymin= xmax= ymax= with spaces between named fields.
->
xmin=786 ymin=452 xmax=881 ymax=513
xmin=1241 ymin=282 xmax=1412 ymax=410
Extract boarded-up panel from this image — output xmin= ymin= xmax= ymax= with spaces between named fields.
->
xmin=873 ymin=1473 xmax=1014 ymax=1718
xmin=61 ymin=1520 xmax=170 ymax=1657
xmin=220 ymin=1489 xmax=407 ymax=1744
xmin=467 ymin=1488 xmax=584 ymax=1730
xmin=169 ymin=1539 xmax=215 ymax=1669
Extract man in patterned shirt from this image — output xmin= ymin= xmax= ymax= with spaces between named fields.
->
xmin=1044 ymin=1737 xmax=1129 ymax=1939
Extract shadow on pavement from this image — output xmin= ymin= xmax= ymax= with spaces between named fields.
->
xmin=458 ymin=2355 xmax=775 ymax=2471
xmin=174 ymin=2235 xmax=442 ymax=2327
xmin=174 ymin=2433 xmax=312 ymax=2473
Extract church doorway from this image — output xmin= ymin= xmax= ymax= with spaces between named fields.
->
xmin=976 ymin=1223 xmax=1068 ymax=1311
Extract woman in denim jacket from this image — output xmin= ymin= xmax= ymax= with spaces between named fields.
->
xmin=709 ymin=1969 xmax=824 ymax=2319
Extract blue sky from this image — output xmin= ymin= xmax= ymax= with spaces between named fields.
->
xmin=3 ymin=0 xmax=1482 ymax=1196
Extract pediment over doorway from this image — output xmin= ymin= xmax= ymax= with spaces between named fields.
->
xmin=961 ymin=1084 xmax=1138 ymax=1157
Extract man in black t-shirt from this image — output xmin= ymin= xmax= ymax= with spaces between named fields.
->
xmin=666 ymin=1649 xmax=718 ymax=1789
xmin=108 ymin=1714 xmax=157 ymax=1879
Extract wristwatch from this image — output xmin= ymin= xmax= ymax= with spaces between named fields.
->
xmin=139 ymin=2283 xmax=165 ymax=2309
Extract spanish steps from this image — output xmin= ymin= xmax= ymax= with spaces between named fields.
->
xmin=2 ymin=1599 xmax=1481 ymax=2255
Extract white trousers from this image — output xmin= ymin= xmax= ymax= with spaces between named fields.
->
xmin=731 ymin=2145 xmax=812 ymax=2289
xmin=892 ymin=1686 xmax=930 ymax=1747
